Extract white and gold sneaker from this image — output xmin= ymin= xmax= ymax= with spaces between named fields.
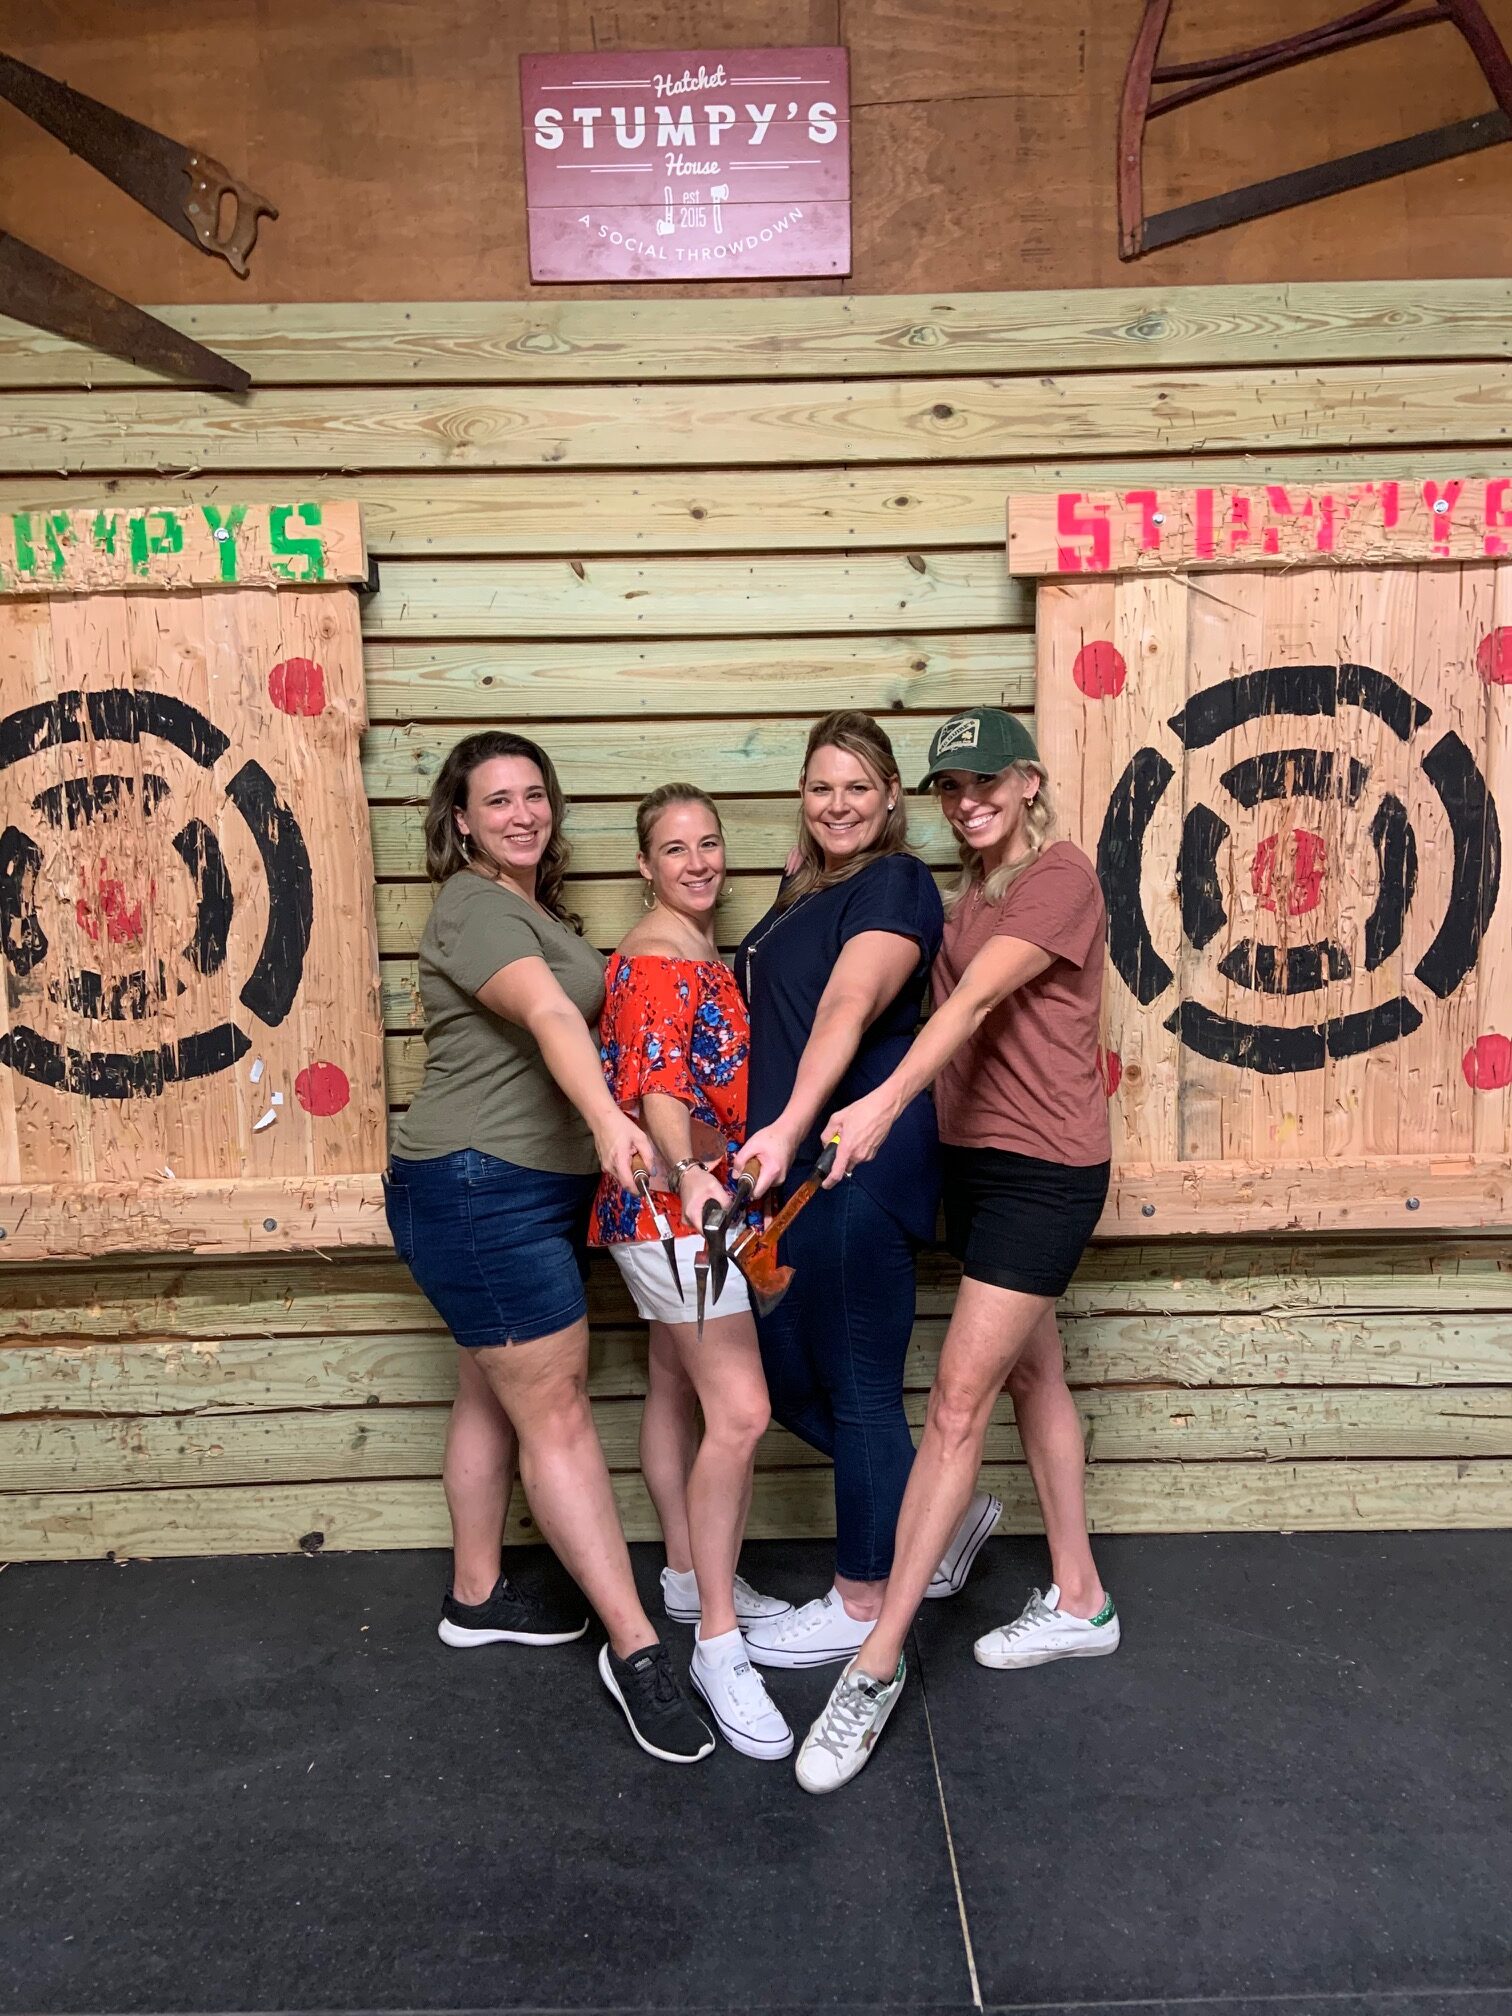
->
xmin=795 ymin=1653 xmax=906 ymax=1794
xmin=973 ymin=1584 xmax=1120 ymax=1669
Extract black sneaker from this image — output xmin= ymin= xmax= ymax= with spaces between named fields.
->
xmin=597 ymin=1641 xmax=715 ymax=1763
xmin=437 ymin=1573 xmax=588 ymax=1648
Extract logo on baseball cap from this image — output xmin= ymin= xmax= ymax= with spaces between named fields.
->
xmin=918 ymin=708 xmax=1040 ymax=788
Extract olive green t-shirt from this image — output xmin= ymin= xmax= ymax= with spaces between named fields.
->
xmin=392 ymin=873 xmax=606 ymax=1175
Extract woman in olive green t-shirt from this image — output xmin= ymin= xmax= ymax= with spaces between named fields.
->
xmin=385 ymin=730 xmax=715 ymax=1765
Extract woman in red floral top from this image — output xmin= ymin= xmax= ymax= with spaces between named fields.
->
xmin=591 ymin=785 xmax=795 ymax=1762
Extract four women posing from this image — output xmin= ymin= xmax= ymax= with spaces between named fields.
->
xmin=386 ymin=703 xmax=1117 ymax=1791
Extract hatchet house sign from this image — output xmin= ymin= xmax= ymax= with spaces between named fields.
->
xmin=519 ymin=47 xmax=851 ymax=281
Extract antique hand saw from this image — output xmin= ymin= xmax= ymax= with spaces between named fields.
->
xmin=0 ymin=49 xmax=277 ymax=388
xmin=1119 ymin=0 xmax=1512 ymax=258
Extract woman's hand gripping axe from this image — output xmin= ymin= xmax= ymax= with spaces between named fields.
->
xmin=723 ymin=1140 xmax=838 ymax=1317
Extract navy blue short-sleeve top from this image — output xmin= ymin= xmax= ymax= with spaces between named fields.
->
xmin=735 ymin=853 xmax=943 ymax=1244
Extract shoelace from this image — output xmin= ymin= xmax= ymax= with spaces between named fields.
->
xmin=771 ymin=1596 xmax=831 ymax=1643
xmin=733 ymin=1575 xmax=771 ymax=1610
xmin=631 ymin=1646 xmax=682 ymax=1710
xmin=721 ymin=1658 xmax=777 ymax=1727
xmin=1000 ymin=1589 xmax=1057 ymax=1640
xmin=809 ymin=1675 xmax=880 ymax=1763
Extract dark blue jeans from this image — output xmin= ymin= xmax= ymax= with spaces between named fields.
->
xmin=755 ymin=1176 xmax=918 ymax=1582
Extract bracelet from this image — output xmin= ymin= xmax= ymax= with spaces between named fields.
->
xmin=670 ymin=1157 xmax=706 ymax=1187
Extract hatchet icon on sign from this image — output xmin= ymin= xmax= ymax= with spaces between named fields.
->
xmin=710 ymin=184 xmax=728 ymax=234
xmin=657 ymin=186 xmax=675 ymax=235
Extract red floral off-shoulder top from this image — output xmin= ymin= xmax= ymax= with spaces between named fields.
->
xmin=590 ymin=953 xmax=754 ymax=1247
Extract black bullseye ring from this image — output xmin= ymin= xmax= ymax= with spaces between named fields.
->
xmin=0 ymin=687 xmax=313 ymax=1099
xmin=1095 ymin=661 xmax=1501 ymax=1075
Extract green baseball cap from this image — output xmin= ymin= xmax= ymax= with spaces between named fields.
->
xmin=918 ymin=708 xmax=1040 ymax=788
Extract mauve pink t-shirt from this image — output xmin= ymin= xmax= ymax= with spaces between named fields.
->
xmin=931 ymin=841 xmax=1110 ymax=1166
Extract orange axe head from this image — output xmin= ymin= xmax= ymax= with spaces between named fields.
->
xmin=726 ymin=1138 xmax=838 ymax=1317
xmin=727 ymin=1222 xmax=795 ymax=1315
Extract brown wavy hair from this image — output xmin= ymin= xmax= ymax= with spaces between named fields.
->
xmin=778 ymin=711 xmax=912 ymax=910
xmin=422 ymin=730 xmax=582 ymax=932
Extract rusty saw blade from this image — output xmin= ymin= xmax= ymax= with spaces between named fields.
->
xmin=0 ymin=233 xmax=250 ymax=392
xmin=0 ymin=50 xmax=277 ymax=276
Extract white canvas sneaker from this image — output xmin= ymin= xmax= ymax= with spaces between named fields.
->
xmin=925 ymin=1490 xmax=1003 ymax=1599
xmin=795 ymin=1654 xmax=906 ymax=1794
xmin=743 ymin=1588 xmax=876 ymax=1669
xmin=973 ymin=1583 xmax=1120 ymax=1669
xmin=660 ymin=1566 xmax=795 ymax=1629
xmin=690 ymin=1632 xmax=794 ymax=1760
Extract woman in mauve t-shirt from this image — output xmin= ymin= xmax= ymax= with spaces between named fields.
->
xmin=789 ymin=707 xmax=1120 ymax=1798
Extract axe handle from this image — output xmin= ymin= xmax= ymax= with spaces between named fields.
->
xmin=733 ymin=1141 xmax=837 ymax=1259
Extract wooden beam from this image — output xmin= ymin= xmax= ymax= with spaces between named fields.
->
xmin=361 ymin=552 xmax=1024 ymax=638
xmin=0 ymin=1178 xmax=389 ymax=1264
xmin=14 ymin=451 xmax=1512 ymax=557
xmin=4 ymin=1236 xmax=1510 ymax=1347
xmin=360 ymin=632 xmax=1033 ymax=720
xmin=1103 ymin=1159 xmax=1512 ymax=1238
xmin=1008 ymin=478 xmax=1512 ymax=575
xmin=6 ymin=367 xmax=1512 ymax=474
xmin=0 ymin=501 xmax=366 ymax=594
xmin=8 ymin=1310 xmax=1512 ymax=1418
xmin=5 ymin=1458 xmax=1510 ymax=1558
xmin=2 ymin=282 xmax=1509 ymax=388
xmin=8 ymin=1387 xmax=1510 ymax=1494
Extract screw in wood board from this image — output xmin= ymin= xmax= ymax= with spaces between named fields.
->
xmin=1406 ymin=1197 xmax=1422 ymax=1210
xmin=1141 ymin=1202 xmax=1156 ymax=1216
xmin=263 ymin=1217 xmax=279 ymax=1231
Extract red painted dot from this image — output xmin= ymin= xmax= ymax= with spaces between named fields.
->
xmin=1462 ymin=1034 xmax=1512 ymax=1091
xmin=76 ymin=859 xmax=150 ymax=945
xmin=1476 ymin=628 xmax=1512 ymax=685
xmin=1251 ymin=828 xmax=1327 ymax=918
xmin=1072 ymin=640 xmax=1127 ymax=699
xmin=1097 ymin=1046 xmax=1122 ymax=1098
xmin=268 ymin=657 xmax=327 ymax=715
xmin=295 ymin=1060 xmax=350 ymax=1116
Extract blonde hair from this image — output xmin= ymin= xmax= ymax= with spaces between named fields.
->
xmin=943 ymin=762 xmax=1055 ymax=914
xmin=635 ymin=782 xmax=724 ymax=856
xmin=779 ymin=711 xmax=913 ymax=910
xmin=422 ymin=730 xmax=582 ymax=932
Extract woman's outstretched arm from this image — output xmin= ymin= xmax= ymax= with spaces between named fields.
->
xmin=820 ymin=934 xmax=1053 ymax=1184
xmin=735 ymin=929 xmax=920 ymax=1199
xmin=476 ymin=955 xmax=653 ymax=1189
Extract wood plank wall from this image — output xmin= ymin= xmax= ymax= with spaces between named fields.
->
xmin=7 ymin=0 xmax=1512 ymax=302
xmin=2 ymin=279 xmax=1511 ymax=1561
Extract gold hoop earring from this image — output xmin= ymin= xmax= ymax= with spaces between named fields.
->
xmin=459 ymin=830 xmax=473 ymax=858
xmin=641 ymin=884 xmax=656 ymax=911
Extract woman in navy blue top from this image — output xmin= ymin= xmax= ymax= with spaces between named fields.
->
xmin=731 ymin=711 xmax=954 ymax=1672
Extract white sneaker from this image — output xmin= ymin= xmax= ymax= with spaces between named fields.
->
xmin=973 ymin=1584 xmax=1120 ymax=1669
xmin=660 ymin=1566 xmax=795 ymax=1629
xmin=689 ymin=1631 xmax=794 ymax=1761
xmin=743 ymin=1588 xmax=876 ymax=1669
xmin=925 ymin=1490 xmax=1003 ymax=1599
xmin=795 ymin=1654 xmax=906 ymax=1794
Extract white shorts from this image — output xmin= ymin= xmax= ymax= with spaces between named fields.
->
xmin=608 ymin=1235 xmax=753 ymax=1326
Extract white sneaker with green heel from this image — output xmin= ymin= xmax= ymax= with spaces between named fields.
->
xmin=973 ymin=1584 xmax=1119 ymax=1669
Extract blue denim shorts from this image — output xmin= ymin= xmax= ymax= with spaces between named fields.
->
xmin=383 ymin=1150 xmax=597 ymax=1347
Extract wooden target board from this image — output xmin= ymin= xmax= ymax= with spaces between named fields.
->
xmin=0 ymin=502 xmax=387 ymax=1258
xmin=1009 ymin=480 xmax=1512 ymax=1236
